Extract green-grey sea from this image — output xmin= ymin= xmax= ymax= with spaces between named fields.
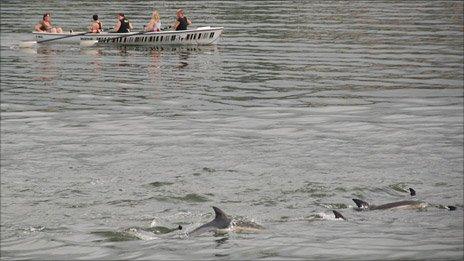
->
xmin=1 ymin=1 xmax=463 ymax=259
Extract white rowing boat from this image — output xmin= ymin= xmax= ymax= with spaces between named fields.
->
xmin=32 ymin=26 xmax=223 ymax=46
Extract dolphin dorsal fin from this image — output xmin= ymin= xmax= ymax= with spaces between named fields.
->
xmin=352 ymin=199 xmax=369 ymax=209
xmin=409 ymin=188 xmax=416 ymax=196
xmin=212 ymin=206 xmax=228 ymax=221
xmin=332 ymin=210 xmax=346 ymax=220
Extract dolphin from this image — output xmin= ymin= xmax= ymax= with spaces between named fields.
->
xmin=352 ymin=198 xmax=427 ymax=210
xmin=332 ymin=210 xmax=347 ymax=220
xmin=353 ymin=186 xmax=457 ymax=211
xmin=408 ymin=187 xmax=456 ymax=211
xmin=351 ymin=187 xmax=427 ymax=210
xmin=188 ymin=206 xmax=264 ymax=236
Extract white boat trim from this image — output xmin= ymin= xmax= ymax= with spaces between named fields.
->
xmin=33 ymin=31 xmax=89 ymax=43
xmin=32 ymin=27 xmax=223 ymax=46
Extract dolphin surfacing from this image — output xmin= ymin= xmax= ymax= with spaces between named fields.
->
xmin=352 ymin=198 xmax=427 ymax=210
xmin=188 ymin=207 xmax=264 ymax=236
xmin=352 ymin=187 xmax=458 ymax=211
xmin=332 ymin=210 xmax=347 ymax=220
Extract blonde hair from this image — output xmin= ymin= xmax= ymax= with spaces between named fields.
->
xmin=176 ymin=9 xmax=184 ymax=16
xmin=151 ymin=10 xmax=160 ymax=22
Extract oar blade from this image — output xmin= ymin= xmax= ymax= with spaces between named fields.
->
xmin=80 ymin=40 xmax=99 ymax=47
xmin=19 ymin=41 xmax=37 ymax=48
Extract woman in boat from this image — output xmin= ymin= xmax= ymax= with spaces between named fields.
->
xmin=114 ymin=13 xmax=132 ymax=33
xmin=172 ymin=9 xmax=191 ymax=31
xmin=34 ymin=13 xmax=63 ymax=33
xmin=89 ymin=14 xmax=103 ymax=33
xmin=145 ymin=10 xmax=162 ymax=32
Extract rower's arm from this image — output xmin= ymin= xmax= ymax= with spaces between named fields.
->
xmin=172 ymin=20 xmax=179 ymax=30
xmin=114 ymin=20 xmax=121 ymax=32
xmin=34 ymin=23 xmax=42 ymax=32
xmin=145 ymin=21 xmax=153 ymax=32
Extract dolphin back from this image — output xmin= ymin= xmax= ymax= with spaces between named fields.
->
xmin=188 ymin=221 xmax=217 ymax=236
xmin=352 ymin=199 xmax=370 ymax=209
xmin=332 ymin=210 xmax=347 ymax=220
xmin=374 ymin=200 xmax=426 ymax=210
xmin=188 ymin=207 xmax=232 ymax=236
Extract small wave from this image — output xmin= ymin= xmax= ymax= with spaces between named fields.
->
xmin=318 ymin=203 xmax=349 ymax=209
xmin=91 ymin=230 xmax=140 ymax=242
xmin=146 ymin=225 xmax=183 ymax=235
xmin=388 ymin=182 xmax=411 ymax=193
xmin=124 ymin=228 xmax=159 ymax=240
xmin=146 ymin=181 xmax=174 ymax=188
xmin=153 ymin=193 xmax=210 ymax=203
xmin=314 ymin=212 xmax=341 ymax=221
xmin=22 ymin=226 xmax=45 ymax=233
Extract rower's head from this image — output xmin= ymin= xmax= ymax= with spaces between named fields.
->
xmin=176 ymin=9 xmax=184 ymax=18
xmin=43 ymin=13 xmax=51 ymax=22
xmin=93 ymin=14 xmax=99 ymax=21
xmin=118 ymin=13 xmax=125 ymax=20
xmin=152 ymin=10 xmax=160 ymax=21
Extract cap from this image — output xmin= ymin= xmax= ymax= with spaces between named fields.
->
xmin=93 ymin=14 xmax=98 ymax=20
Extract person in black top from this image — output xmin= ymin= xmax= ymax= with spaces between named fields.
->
xmin=114 ymin=13 xmax=132 ymax=33
xmin=172 ymin=9 xmax=191 ymax=31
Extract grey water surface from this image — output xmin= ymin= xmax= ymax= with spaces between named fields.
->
xmin=1 ymin=1 xmax=463 ymax=260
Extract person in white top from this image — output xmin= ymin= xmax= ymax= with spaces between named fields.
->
xmin=145 ymin=10 xmax=162 ymax=32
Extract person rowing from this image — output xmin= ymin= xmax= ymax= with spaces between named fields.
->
xmin=114 ymin=13 xmax=133 ymax=33
xmin=145 ymin=10 xmax=162 ymax=32
xmin=89 ymin=14 xmax=103 ymax=33
xmin=172 ymin=9 xmax=191 ymax=31
xmin=34 ymin=13 xmax=63 ymax=33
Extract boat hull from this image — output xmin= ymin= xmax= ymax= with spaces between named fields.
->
xmin=33 ymin=31 xmax=87 ymax=43
xmin=33 ymin=27 xmax=223 ymax=46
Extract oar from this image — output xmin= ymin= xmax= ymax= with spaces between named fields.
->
xmin=19 ymin=31 xmax=91 ymax=48
xmin=80 ymin=31 xmax=148 ymax=47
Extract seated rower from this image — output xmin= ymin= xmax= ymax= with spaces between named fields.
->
xmin=34 ymin=13 xmax=63 ymax=33
xmin=172 ymin=9 xmax=191 ymax=31
xmin=145 ymin=10 xmax=162 ymax=32
xmin=114 ymin=13 xmax=132 ymax=33
xmin=89 ymin=14 xmax=103 ymax=33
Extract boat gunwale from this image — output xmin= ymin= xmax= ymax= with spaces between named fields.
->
xmin=32 ymin=27 xmax=224 ymax=37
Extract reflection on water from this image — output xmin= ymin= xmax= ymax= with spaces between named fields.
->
xmin=116 ymin=45 xmax=211 ymax=52
xmin=148 ymin=48 xmax=161 ymax=97
xmin=33 ymin=46 xmax=60 ymax=83
xmin=215 ymin=237 xmax=229 ymax=247
xmin=177 ymin=51 xmax=189 ymax=69
xmin=81 ymin=48 xmax=103 ymax=77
